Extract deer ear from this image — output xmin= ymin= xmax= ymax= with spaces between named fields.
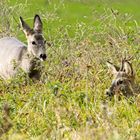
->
xmin=106 ymin=61 xmax=119 ymax=75
xmin=33 ymin=15 xmax=42 ymax=33
xmin=19 ymin=17 xmax=32 ymax=36
xmin=123 ymin=61 xmax=133 ymax=76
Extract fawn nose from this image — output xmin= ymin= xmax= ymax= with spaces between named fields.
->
xmin=40 ymin=54 xmax=47 ymax=61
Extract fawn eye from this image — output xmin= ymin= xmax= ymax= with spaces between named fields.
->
xmin=117 ymin=80 xmax=123 ymax=85
xmin=44 ymin=40 xmax=46 ymax=44
xmin=32 ymin=41 xmax=36 ymax=45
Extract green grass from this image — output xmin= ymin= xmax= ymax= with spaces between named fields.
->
xmin=6 ymin=0 xmax=140 ymax=40
xmin=0 ymin=0 xmax=140 ymax=139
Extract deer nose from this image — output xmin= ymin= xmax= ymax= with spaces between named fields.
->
xmin=106 ymin=89 xmax=114 ymax=97
xmin=40 ymin=54 xmax=47 ymax=61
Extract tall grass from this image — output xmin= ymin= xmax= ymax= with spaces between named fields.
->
xmin=0 ymin=1 xmax=140 ymax=140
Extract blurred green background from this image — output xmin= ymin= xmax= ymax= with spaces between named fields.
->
xmin=9 ymin=0 xmax=140 ymax=25
xmin=7 ymin=0 xmax=140 ymax=41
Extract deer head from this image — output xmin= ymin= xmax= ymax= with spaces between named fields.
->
xmin=106 ymin=59 xmax=135 ymax=97
xmin=20 ymin=15 xmax=47 ymax=61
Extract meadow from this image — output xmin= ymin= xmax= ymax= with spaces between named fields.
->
xmin=0 ymin=0 xmax=140 ymax=139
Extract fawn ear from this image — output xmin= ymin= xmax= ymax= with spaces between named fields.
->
xmin=33 ymin=15 xmax=42 ymax=33
xmin=20 ymin=17 xmax=32 ymax=36
xmin=123 ymin=61 xmax=133 ymax=76
xmin=106 ymin=61 xmax=119 ymax=75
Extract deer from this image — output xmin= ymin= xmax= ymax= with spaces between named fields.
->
xmin=106 ymin=58 xmax=136 ymax=98
xmin=0 ymin=15 xmax=47 ymax=80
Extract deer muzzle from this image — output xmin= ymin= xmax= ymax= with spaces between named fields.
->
xmin=40 ymin=54 xmax=47 ymax=61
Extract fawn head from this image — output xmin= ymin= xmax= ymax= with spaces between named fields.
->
xmin=106 ymin=59 xmax=135 ymax=97
xmin=20 ymin=15 xmax=47 ymax=61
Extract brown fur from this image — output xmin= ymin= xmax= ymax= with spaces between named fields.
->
xmin=106 ymin=59 xmax=135 ymax=97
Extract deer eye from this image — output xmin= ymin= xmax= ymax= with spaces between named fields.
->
xmin=44 ymin=40 xmax=46 ymax=44
xmin=117 ymin=80 xmax=123 ymax=85
xmin=32 ymin=41 xmax=36 ymax=45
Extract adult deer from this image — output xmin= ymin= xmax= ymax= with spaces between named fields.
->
xmin=106 ymin=59 xmax=135 ymax=98
xmin=0 ymin=15 xmax=47 ymax=80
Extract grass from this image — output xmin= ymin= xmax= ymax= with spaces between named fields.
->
xmin=0 ymin=0 xmax=140 ymax=139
